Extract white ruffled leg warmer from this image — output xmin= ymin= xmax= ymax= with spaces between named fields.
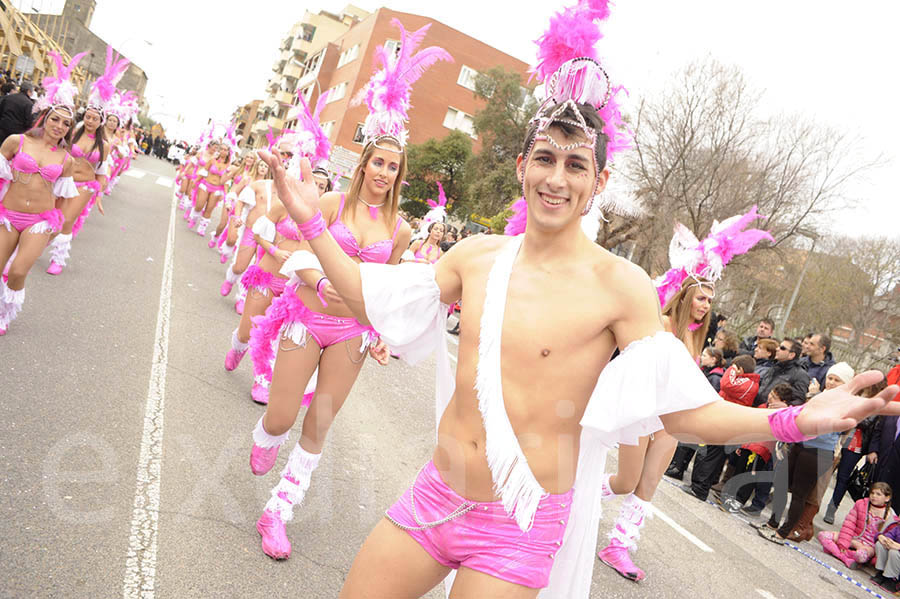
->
xmin=264 ymin=445 xmax=321 ymax=522
xmin=48 ymin=233 xmax=73 ymax=267
xmin=0 ymin=279 xmax=25 ymax=328
xmin=609 ymin=494 xmax=651 ymax=550
xmin=231 ymin=328 xmax=249 ymax=352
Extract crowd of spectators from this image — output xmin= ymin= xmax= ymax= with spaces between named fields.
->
xmin=665 ymin=314 xmax=900 ymax=590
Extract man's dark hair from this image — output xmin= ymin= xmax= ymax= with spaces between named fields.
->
xmin=771 ymin=383 xmax=794 ymax=404
xmin=19 ymin=81 xmax=33 ymax=94
xmin=1 ymin=82 xmax=16 ymax=95
xmin=522 ymin=102 xmax=608 ymax=172
xmin=716 ymin=314 xmax=728 ymax=324
xmin=815 ymin=333 xmax=832 ymax=353
xmin=732 ymin=354 xmax=756 ymax=374
xmin=782 ymin=338 xmax=802 ymax=360
xmin=760 ymin=317 xmax=775 ymax=330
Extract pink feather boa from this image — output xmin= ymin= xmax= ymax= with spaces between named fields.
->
xmin=240 ymin=265 xmax=273 ymax=294
xmin=504 ymin=197 xmax=527 ymax=236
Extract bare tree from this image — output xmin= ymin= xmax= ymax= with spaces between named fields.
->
xmin=616 ymin=59 xmax=879 ymax=277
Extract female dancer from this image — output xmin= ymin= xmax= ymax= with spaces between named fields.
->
xmin=247 ymin=21 xmax=445 ymax=559
xmin=0 ymin=52 xmax=81 ymax=334
xmin=210 ymin=152 xmax=255 ymax=251
xmin=175 ymin=146 xmax=197 ymax=210
xmin=404 ymin=221 xmax=444 ymax=264
xmin=185 ymin=140 xmax=219 ymax=225
xmin=598 ymin=211 xmax=773 ymax=581
xmin=45 ymin=103 xmax=108 ymax=274
xmin=191 ymin=143 xmax=232 ymax=236
xmin=216 ymin=155 xmax=264 ymax=263
xmin=222 ymin=141 xmax=295 ymax=381
xmin=219 ymin=158 xmax=270 ymax=296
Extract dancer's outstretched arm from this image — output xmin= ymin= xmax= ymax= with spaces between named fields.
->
xmin=608 ymin=259 xmax=898 ymax=444
xmin=257 ymin=153 xmax=463 ymax=325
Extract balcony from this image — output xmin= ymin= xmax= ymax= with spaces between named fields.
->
xmin=261 ymin=97 xmax=277 ymax=111
xmin=280 ymin=36 xmax=294 ymax=51
xmin=275 ymin=89 xmax=294 ymax=105
xmin=283 ymin=61 xmax=303 ymax=79
xmin=251 ymin=119 xmax=270 ymax=135
xmin=266 ymin=115 xmax=285 ymax=130
xmin=291 ymin=37 xmax=311 ymax=53
xmin=297 ymin=70 xmax=320 ymax=93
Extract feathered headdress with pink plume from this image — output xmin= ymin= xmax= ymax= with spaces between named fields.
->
xmin=351 ymin=18 xmax=453 ymax=149
xmin=505 ymin=0 xmax=632 ymax=236
xmin=280 ymin=89 xmax=332 ymax=176
xmin=221 ymin=121 xmax=242 ymax=155
xmin=107 ymin=89 xmax=138 ymax=125
xmin=654 ymin=206 xmax=775 ymax=308
xmin=87 ymin=46 xmax=130 ymax=121
xmin=33 ymin=51 xmax=88 ymax=115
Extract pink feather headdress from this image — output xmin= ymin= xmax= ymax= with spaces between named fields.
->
xmin=87 ymin=46 xmax=130 ymax=121
xmin=106 ymin=90 xmax=138 ymax=125
xmin=505 ymin=0 xmax=632 ymax=236
xmin=654 ymin=206 xmax=775 ymax=307
xmin=33 ymin=51 xmax=87 ymax=115
xmin=351 ymin=18 xmax=453 ymax=149
xmin=280 ymin=89 xmax=332 ymax=176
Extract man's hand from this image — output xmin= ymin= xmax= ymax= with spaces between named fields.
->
xmin=368 ymin=339 xmax=390 ymax=365
xmin=256 ymin=152 xmax=320 ymax=224
xmin=796 ymin=371 xmax=898 ymax=437
xmin=808 ymin=379 xmax=821 ymax=395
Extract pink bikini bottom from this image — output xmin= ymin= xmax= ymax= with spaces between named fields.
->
xmin=240 ymin=264 xmax=286 ymax=297
xmin=0 ymin=204 xmax=64 ymax=234
xmin=198 ymin=181 xmax=225 ymax=197
xmin=385 ymin=460 xmax=573 ymax=589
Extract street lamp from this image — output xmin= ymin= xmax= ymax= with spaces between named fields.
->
xmin=776 ymin=231 xmax=819 ymax=338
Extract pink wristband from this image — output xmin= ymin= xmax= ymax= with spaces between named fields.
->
xmin=268 ymin=244 xmax=277 ymax=256
xmin=768 ymin=405 xmax=815 ymax=443
xmin=298 ymin=211 xmax=327 ymax=240
xmin=316 ymin=276 xmax=329 ymax=307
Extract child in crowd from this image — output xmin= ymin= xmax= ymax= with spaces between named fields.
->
xmin=700 ymin=347 xmax=726 ymax=391
xmin=818 ymin=482 xmax=896 ymax=569
xmin=719 ymin=384 xmax=791 ymax=512
xmin=718 ymin=354 xmax=760 ymax=406
xmin=872 ymin=513 xmax=900 ymax=593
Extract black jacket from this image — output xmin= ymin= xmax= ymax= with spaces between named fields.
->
xmin=754 ymin=357 xmax=810 ymax=406
xmin=800 ymin=353 xmax=836 ymax=388
xmin=0 ymin=92 xmax=34 ymax=138
xmin=739 ymin=335 xmax=766 ymax=355
xmin=870 ymin=417 xmax=900 ymax=491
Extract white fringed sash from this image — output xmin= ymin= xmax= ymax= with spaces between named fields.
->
xmin=475 ymin=234 xmax=547 ymax=532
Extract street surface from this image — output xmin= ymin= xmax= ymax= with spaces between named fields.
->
xmin=0 ymin=155 xmax=883 ymax=598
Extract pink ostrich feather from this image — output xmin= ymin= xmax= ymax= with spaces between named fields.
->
xmin=655 ymin=205 xmax=774 ymax=306
xmin=90 ymin=46 xmax=130 ymax=108
xmin=533 ymin=3 xmax=605 ymax=83
xmin=249 ymin=292 xmax=299 ymax=383
xmin=285 ymin=88 xmax=332 ymax=166
xmin=352 ymin=19 xmax=453 ymax=144
xmin=504 ymin=197 xmax=528 ymax=236
xmin=35 ymin=51 xmax=87 ymax=112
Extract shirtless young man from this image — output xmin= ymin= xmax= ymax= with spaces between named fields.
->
xmin=258 ymin=91 xmax=896 ymax=597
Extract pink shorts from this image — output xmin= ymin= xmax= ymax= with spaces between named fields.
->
xmin=385 ymin=460 xmax=572 ymax=589
xmin=0 ymin=204 xmax=64 ymax=234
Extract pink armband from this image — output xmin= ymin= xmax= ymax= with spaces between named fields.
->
xmin=316 ymin=276 xmax=329 ymax=307
xmin=768 ymin=405 xmax=815 ymax=443
xmin=298 ymin=211 xmax=326 ymax=240
xmin=268 ymin=244 xmax=278 ymax=256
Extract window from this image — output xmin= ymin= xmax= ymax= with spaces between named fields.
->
xmin=321 ymin=121 xmax=335 ymax=138
xmin=443 ymin=107 xmax=476 ymax=138
xmin=457 ymin=65 xmax=480 ymax=92
xmin=301 ymin=24 xmax=316 ymax=42
xmin=384 ymin=39 xmax=401 ymax=60
xmin=337 ymin=44 xmax=360 ymax=68
xmin=326 ymin=82 xmax=347 ymax=103
xmin=300 ymin=85 xmax=313 ymax=102
xmin=352 ymin=124 xmax=366 ymax=144
xmin=304 ymin=51 xmax=324 ymax=77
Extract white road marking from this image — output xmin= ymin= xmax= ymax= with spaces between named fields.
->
xmin=121 ymin=188 xmax=176 ymax=598
xmin=648 ymin=504 xmax=714 ymax=553
xmin=124 ymin=169 xmax=146 ymax=179
xmin=155 ymin=177 xmax=173 ymax=187
xmin=756 ymin=590 xmax=777 ymax=599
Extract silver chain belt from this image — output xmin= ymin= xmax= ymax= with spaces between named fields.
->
xmin=386 ymin=468 xmax=478 ymax=531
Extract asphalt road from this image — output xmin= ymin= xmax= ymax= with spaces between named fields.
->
xmin=0 ymin=155 xmax=884 ymax=598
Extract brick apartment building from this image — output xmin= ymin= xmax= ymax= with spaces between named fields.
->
xmin=249 ymin=6 xmax=530 ymax=183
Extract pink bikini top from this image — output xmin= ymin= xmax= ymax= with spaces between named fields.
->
xmin=414 ymin=242 xmax=441 ymax=264
xmin=329 ymin=193 xmax=402 ymax=264
xmin=10 ymin=135 xmax=67 ymax=182
xmin=234 ymin=174 xmax=243 ymax=185
xmin=70 ymin=139 xmax=101 ymax=164
xmin=275 ymin=216 xmax=301 ymax=242
xmin=197 ymin=157 xmax=208 ymax=166
xmin=209 ymin=163 xmax=226 ymax=176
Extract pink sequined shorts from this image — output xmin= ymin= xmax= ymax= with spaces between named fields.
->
xmin=0 ymin=204 xmax=64 ymax=234
xmin=385 ymin=460 xmax=573 ymax=589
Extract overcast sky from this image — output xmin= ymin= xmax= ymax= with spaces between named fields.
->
xmin=29 ymin=0 xmax=897 ymax=237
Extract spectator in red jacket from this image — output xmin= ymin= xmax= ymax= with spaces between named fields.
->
xmin=718 ymin=354 xmax=760 ymax=406
xmin=819 ymin=483 xmax=897 ymax=571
